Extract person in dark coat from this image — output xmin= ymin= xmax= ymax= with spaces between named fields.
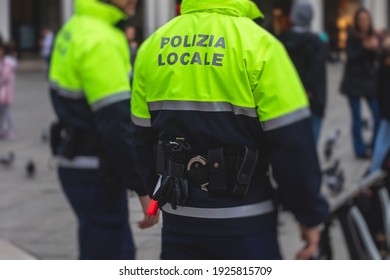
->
xmin=278 ymin=0 xmax=327 ymax=145
xmin=340 ymin=8 xmax=381 ymax=159
xmin=370 ymin=32 xmax=390 ymax=171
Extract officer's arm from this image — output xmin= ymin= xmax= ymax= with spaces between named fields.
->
xmin=130 ymin=45 xmax=160 ymax=196
xmin=80 ymin=39 xmax=147 ymax=196
xmin=253 ymin=38 xmax=329 ymax=227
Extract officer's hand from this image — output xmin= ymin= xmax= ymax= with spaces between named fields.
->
xmin=137 ymin=195 xmax=160 ymax=229
xmin=295 ymin=225 xmax=320 ymax=260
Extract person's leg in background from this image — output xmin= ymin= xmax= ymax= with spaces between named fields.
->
xmin=365 ymin=95 xmax=381 ymax=151
xmin=311 ymin=113 xmax=323 ymax=146
xmin=369 ymin=119 xmax=390 ymax=172
xmin=0 ymin=104 xmax=6 ymax=138
xmin=3 ymin=104 xmax=15 ymax=139
xmin=347 ymin=96 xmax=367 ymax=157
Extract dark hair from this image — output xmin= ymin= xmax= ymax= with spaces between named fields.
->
xmin=353 ymin=8 xmax=374 ymax=35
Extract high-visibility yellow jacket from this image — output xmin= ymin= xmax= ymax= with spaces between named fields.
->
xmin=49 ymin=0 xmax=145 ymax=195
xmin=131 ymin=0 xmax=329 ymax=239
xmin=50 ymin=0 xmax=131 ymax=106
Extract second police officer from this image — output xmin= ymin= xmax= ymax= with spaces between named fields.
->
xmin=131 ymin=0 xmax=330 ymax=259
xmin=49 ymin=0 xmax=159 ymax=259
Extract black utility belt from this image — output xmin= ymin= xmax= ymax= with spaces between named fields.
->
xmin=163 ymin=147 xmax=258 ymax=198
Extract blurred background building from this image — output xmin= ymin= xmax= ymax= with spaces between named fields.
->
xmin=0 ymin=0 xmax=389 ymax=57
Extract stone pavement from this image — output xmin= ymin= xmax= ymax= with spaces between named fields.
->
xmin=0 ymin=60 xmax=374 ymax=260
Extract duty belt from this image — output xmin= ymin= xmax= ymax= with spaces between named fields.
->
xmin=156 ymin=139 xmax=259 ymax=198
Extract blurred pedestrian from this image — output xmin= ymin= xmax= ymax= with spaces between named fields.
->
xmin=340 ymin=8 xmax=381 ymax=159
xmin=39 ymin=27 xmax=54 ymax=71
xmin=0 ymin=43 xmax=18 ymax=140
xmin=370 ymin=31 xmax=390 ymax=172
xmin=124 ymin=24 xmax=138 ymax=67
xmin=49 ymin=0 xmax=158 ymax=260
xmin=131 ymin=0 xmax=329 ymax=260
xmin=328 ymin=23 xmax=341 ymax=62
xmin=278 ymin=0 xmax=327 ymax=145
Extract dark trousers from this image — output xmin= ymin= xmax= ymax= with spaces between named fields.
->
xmin=311 ymin=113 xmax=323 ymax=146
xmin=59 ymin=168 xmax=135 ymax=260
xmin=161 ymin=214 xmax=282 ymax=260
xmin=347 ymin=96 xmax=380 ymax=156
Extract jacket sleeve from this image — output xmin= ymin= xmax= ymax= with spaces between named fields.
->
xmin=252 ymin=37 xmax=330 ymax=227
xmin=79 ymin=38 xmax=147 ymax=196
xmin=130 ymin=44 xmax=159 ymax=196
xmin=93 ymin=100 xmax=147 ymax=196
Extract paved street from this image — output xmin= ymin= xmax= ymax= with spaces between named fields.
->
xmin=0 ymin=60 xmax=374 ymax=260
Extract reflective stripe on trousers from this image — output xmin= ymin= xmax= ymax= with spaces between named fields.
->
xmin=57 ymin=156 xmax=100 ymax=169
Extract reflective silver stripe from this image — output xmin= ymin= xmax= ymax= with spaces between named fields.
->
xmin=50 ymin=81 xmax=84 ymax=99
xmin=261 ymin=107 xmax=311 ymax=131
xmin=90 ymin=92 xmax=130 ymax=112
xmin=58 ymin=156 xmax=100 ymax=169
xmin=148 ymin=101 xmax=258 ymax=117
xmin=131 ymin=114 xmax=152 ymax=127
xmin=162 ymin=200 xmax=274 ymax=219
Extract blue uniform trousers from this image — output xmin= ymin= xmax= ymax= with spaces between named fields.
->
xmin=59 ymin=168 xmax=135 ymax=260
xmin=160 ymin=212 xmax=282 ymax=260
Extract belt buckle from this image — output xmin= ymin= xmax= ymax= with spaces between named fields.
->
xmin=186 ymin=155 xmax=209 ymax=192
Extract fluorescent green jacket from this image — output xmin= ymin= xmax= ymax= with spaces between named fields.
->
xmin=132 ymin=0 xmax=309 ymax=130
xmin=49 ymin=0 xmax=131 ymax=108
xmin=131 ymin=0 xmax=329 ymax=231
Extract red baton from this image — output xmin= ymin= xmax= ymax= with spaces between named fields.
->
xmin=147 ymin=199 xmax=159 ymax=216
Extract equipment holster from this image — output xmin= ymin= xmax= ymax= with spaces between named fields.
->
xmin=49 ymin=122 xmax=78 ymax=159
xmin=153 ymin=160 xmax=189 ymax=209
xmin=229 ymin=146 xmax=259 ymax=198
xmin=153 ymin=138 xmax=191 ymax=209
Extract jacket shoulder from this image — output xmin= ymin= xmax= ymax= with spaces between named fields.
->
xmin=64 ymin=15 xmax=122 ymax=47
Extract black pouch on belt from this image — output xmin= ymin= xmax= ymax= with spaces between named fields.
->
xmin=50 ymin=123 xmax=78 ymax=159
xmin=229 ymin=147 xmax=258 ymax=198
xmin=208 ymin=148 xmax=228 ymax=193
xmin=61 ymin=126 xmax=78 ymax=159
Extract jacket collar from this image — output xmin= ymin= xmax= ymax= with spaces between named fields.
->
xmin=180 ymin=0 xmax=263 ymax=20
xmin=75 ymin=0 xmax=127 ymax=25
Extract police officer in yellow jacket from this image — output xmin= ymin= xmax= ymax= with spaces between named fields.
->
xmin=49 ymin=0 xmax=158 ymax=259
xmin=131 ymin=0 xmax=329 ymax=259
